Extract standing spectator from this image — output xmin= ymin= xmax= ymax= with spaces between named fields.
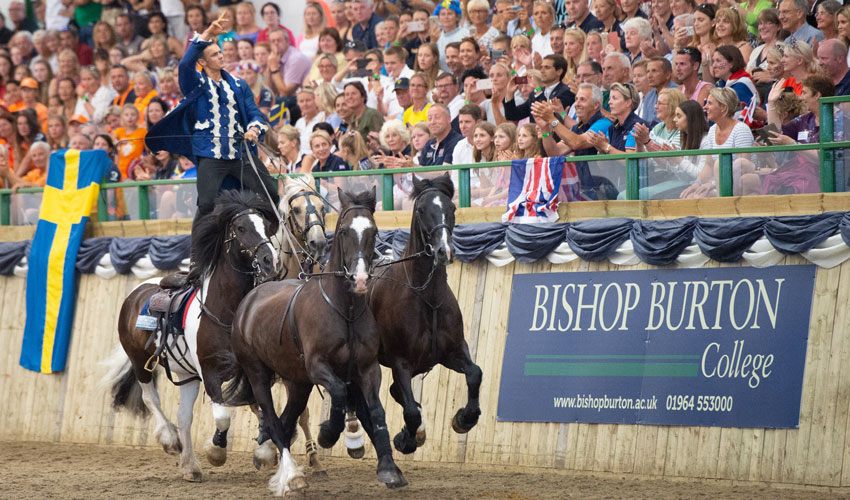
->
xmin=352 ymin=0 xmax=383 ymax=49
xmin=113 ymin=104 xmax=146 ymax=178
xmin=419 ymin=103 xmax=462 ymax=166
xmin=257 ymin=2 xmax=296 ymax=46
xmin=295 ymin=88 xmax=327 ymax=156
xmin=268 ymin=27 xmax=312 ymax=98
xmin=531 ymin=2 xmax=556 ymax=58
xmin=73 ymin=65 xmax=115 ymax=124
xmin=817 ymin=39 xmax=850 ymax=95
xmin=507 ymin=0 xmax=536 ymax=37
xmin=467 ymin=0 xmax=500 ymax=50
xmin=9 ymin=1 xmax=38 ymax=33
xmin=414 ymin=42 xmax=440 ymax=90
xmin=344 ymin=81 xmax=384 ymax=139
xmin=779 ymin=0 xmax=824 ymax=47
xmin=114 ymin=14 xmax=143 ymax=56
xmin=434 ymin=0 xmax=469 ymax=72
xmin=298 ymin=2 xmax=328 ymax=59
xmin=158 ymin=0 xmax=187 ymax=43
xmin=234 ymin=2 xmax=261 ymax=43
xmin=403 ymin=7 xmax=431 ymax=68
xmin=144 ymin=13 xmax=185 ymax=59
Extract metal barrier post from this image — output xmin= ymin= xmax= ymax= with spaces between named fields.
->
xmin=718 ymin=153 xmax=734 ymax=196
xmin=820 ymin=101 xmax=836 ymax=193
xmin=0 ymin=191 xmax=9 ymax=226
xmin=381 ymin=173 xmax=394 ymax=211
xmin=97 ymin=189 xmax=108 ymax=222
xmin=138 ymin=185 xmax=150 ymax=220
xmin=626 ymin=158 xmax=639 ymax=200
xmin=459 ymin=167 xmax=471 ymax=208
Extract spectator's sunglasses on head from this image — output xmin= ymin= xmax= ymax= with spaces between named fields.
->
xmin=677 ymin=47 xmax=698 ymax=56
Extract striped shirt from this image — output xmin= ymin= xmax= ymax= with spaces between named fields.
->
xmin=179 ymin=34 xmax=268 ymax=160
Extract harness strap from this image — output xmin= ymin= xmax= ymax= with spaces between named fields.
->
xmin=279 ymin=284 xmax=307 ymax=361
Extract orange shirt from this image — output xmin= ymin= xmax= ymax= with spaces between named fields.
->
xmin=114 ymin=127 xmax=147 ymax=179
xmin=134 ymin=89 xmax=158 ymax=125
xmin=7 ymin=100 xmax=24 ymax=113
xmin=22 ymin=167 xmax=46 ymax=186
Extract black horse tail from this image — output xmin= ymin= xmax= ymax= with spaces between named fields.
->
xmin=217 ymin=349 xmax=257 ymax=407
xmin=100 ymin=345 xmax=155 ymax=417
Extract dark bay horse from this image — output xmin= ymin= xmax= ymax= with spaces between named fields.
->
xmin=367 ymin=173 xmax=482 ymax=454
xmin=222 ymin=187 xmax=407 ymax=496
xmin=103 ymin=190 xmax=280 ymax=482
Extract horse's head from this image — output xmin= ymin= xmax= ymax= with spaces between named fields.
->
xmin=335 ymin=186 xmax=377 ymax=294
xmin=411 ymin=172 xmax=456 ymax=266
xmin=281 ymin=175 xmax=328 ymax=260
xmin=227 ymin=208 xmax=278 ymax=282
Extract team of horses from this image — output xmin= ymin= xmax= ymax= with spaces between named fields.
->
xmin=102 ymin=173 xmax=483 ymax=496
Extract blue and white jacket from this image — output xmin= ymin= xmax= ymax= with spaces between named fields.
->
xmin=146 ymin=34 xmax=268 ymax=163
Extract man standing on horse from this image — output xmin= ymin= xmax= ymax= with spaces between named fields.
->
xmin=146 ymin=11 xmax=280 ymax=283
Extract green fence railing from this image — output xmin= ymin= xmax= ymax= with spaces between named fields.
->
xmin=2 ymin=96 xmax=850 ymax=226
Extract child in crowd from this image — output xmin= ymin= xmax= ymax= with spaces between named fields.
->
xmin=112 ymin=104 xmax=147 ymax=179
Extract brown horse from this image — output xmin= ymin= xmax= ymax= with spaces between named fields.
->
xmin=367 ymin=173 xmax=482 ymax=455
xmin=103 ymin=190 xmax=280 ymax=482
xmin=221 ymin=187 xmax=408 ymax=496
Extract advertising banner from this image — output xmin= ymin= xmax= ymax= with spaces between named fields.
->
xmin=497 ymin=266 xmax=816 ymax=428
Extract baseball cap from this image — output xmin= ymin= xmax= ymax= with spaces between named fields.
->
xmin=20 ymin=77 xmax=38 ymax=89
xmin=393 ymin=77 xmax=410 ymax=91
xmin=69 ymin=114 xmax=88 ymax=124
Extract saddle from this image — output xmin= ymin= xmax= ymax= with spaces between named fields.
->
xmin=135 ymin=281 xmax=200 ymax=385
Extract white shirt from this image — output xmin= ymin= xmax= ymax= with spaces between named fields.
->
xmin=74 ymin=86 xmax=118 ymax=124
xmin=46 ymin=0 xmax=71 ymax=30
xmin=447 ymin=94 xmax=465 ymax=119
xmin=452 ymin=138 xmax=475 ymax=165
xmin=531 ymin=31 xmax=553 ymax=58
xmin=159 ymin=0 xmax=185 ymax=17
xmin=295 ymin=111 xmax=327 ymax=156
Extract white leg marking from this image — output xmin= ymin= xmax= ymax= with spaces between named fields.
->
xmin=212 ymin=403 xmax=231 ymax=432
xmin=140 ymin=381 xmax=180 ymax=452
xmin=177 ymin=380 xmax=202 ymax=479
xmin=268 ymin=448 xmax=305 ymax=496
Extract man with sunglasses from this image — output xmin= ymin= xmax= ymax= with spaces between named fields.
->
xmin=675 ymin=47 xmax=712 ymax=103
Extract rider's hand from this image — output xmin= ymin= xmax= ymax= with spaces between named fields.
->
xmin=244 ymin=128 xmax=260 ymax=143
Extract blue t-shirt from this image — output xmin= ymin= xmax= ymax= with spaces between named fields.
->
xmin=310 ymin=154 xmax=350 ymax=172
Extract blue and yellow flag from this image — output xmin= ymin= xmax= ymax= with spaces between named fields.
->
xmin=20 ymin=149 xmax=110 ymax=373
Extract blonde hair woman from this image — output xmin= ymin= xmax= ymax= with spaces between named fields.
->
xmin=234 ymin=2 xmax=261 ymax=42
xmin=409 ymin=122 xmax=431 ymax=166
xmin=563 ymin=28 xmax=588 ymax=84
xmin=713 ymin=8 xmax=752 ymax=62
xmin=510 ymin=34 xmax=533 ymax=72
xmin=314 ymin=82 xmax=339 ymax=116
xmin=297 ymin=2 xmax=327 ymax=60
xmin=414 ymin=43 xmax=440 ymax=91
xmin=340 ymin=131 xmax=375 ymax=170
xmin=494 ymin=122 xmax=518 ymax=161
xmin=277 ymin=125 xmax=302 ymax=174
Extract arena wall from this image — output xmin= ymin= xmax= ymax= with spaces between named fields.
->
xmin=2 ymin=194 xmax=850 ymax=488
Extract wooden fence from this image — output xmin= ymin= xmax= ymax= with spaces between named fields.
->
xmin=2 ymin=195 xmax=850 ymax=487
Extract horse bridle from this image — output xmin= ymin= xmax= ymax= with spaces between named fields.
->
xmin=223 ymin=208 xmax=275 ymax=283
xmin=284 ymin=191 xmax=327 ymax=271
xmin=413 ymin=188 xmax=454 ymax=259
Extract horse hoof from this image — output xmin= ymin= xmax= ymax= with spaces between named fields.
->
xmin=452 ymin=408 xmax=480 ymax=434
xmin=378 ymin=468 xmax=408 ymax=489
xmin=182 ymin=470 xmax=203 ymax=482
xmin=312 ymin=469 xmax=328 ymax=479
xmin=162 ymin=440 xmax=182 ymax=456
xmin=289 ymin=476 xmax=309 ymax=492
xmin=317 ymin=421 xmax=340 ymax=449
xmin=205 ymin=442 xmax=227 ymax=467
xmin=393 ymin=430 xmax=417 ymax=455
xmin=254 ymin=440 xmax=278 ymax=470
xmin=415 ymin=428 xmax=427 ymax=447
xmin=348 ymin=446 xmax=366 ymax=459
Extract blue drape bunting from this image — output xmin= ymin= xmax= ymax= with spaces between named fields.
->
xmin=6 ymin=212 xmax=850 ymax=272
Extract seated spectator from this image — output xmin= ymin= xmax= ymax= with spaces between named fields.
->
xmin=494 ymin=122 xmax=518 ymax=161
xmin=419 ymin=104 xmax=463 ymax=166
xmin=132 ymin=71 xmax=159 ymax=125
xmin=112 ymin=104 xmax=146 ymax=179
xmin=507 ymin=0 xmax=537 ymax=37
xmin=12 ymin=109 xmax=45 ymax=176
xmin=298 ymin=2 xmax=328 ymax=59
xmin=74 ymin=65 xmax=116 ymax=125
xmin=749 ymin=9 xmax=783 ymax=88
xmin=103 ymin=105 xmax=122 ymax=133
xmin=593 ymin=0 xmax=623 ymax=34
xmin=93 ymin=134 xmax=122 ymax=183
xmin=143 ymin=12 xmax=185 ymax=60
xmin=516 ymin=122 xmax=543 ymax=158
xmin=314 ymin=82 xmax=341 ymax=129
xmin=452 ymin=103 xmax=483 ymax=165
xmin=759 ymin=74 xmax=833 ymax=194
xmin=299 ymin=130 xmax=349 ymax=172
xmin=0 ymin=113 xmax=17 ymax=169
xmin=713 ymin=8 xmax=753 ymax=62
xmin=562 ymin=28 xmax=587 ymax=83
xmin=587 ymin=82 xmax=647 ymax=154
xmin=92 ymin=21 xmax=117 ymax=52
xmin=403 ymin=73 xmax=432 ymax=126
xmin=779 ymin=39 xmax=819 ymax=96
xmin=376 ymin=119 xmax=411 ymax=168
xmin=156 ymin=68 xmax=182 ymax=109
xmin=779 ymin=0 xmax=824 ymax=47
xmin=566 ymin=0 xmax=605 ymax=33
xmin=14 ymin=140 xmax=50 ymax=189
xmin=233 ymin=2 xmax=261 ymax=43
xmin=408 ymin=122 xmax=431 ymax=166
xmin=675 ymin=47 xmax=712 ymax=104
xmin=351 ymin=0 xmax=383 ymax=50
xmin=183 ymin=6 xmax=209 ymax=48
xmin=60 ymin=24 xmax=92 ymax=66
xmin=815 ymin=1 xmax=841 ymax=42
xmin=45 ymin=114 xmax=68 ymax=150
xmin=49 ymin=49 xmax=80 ymax=98
xmin=403 ymin=7 xmax=432 ymax=68
xmin=531 ymin=1 xmax=556 ymax=58
xmin=585 ymin=30 xmax=605 ymax=64
xmin=634 ymin=88 xmax=684 ymax=153
xmin=622 ymin=17 xmax=652 ymax=64
xmin=640 ymin=57 xmax=676 ymax=125
xmin=18 ymin=77 xmax=47 ymax=124
xmin=711 ymin=45 xmax=760 ymax=110
xmin=4 ymin=80 xmax=24 ymax=112
xmin=339 ymin=130 xmax=375 ymax=170
xmin=257 ymin=2 xmax=296 ymax=46
xmin=680 ymin=87 xmax=754 ymax=198
xmin=109 ymin=64 xmax=136 ymax=108
xmin=238 ymin=60 xmax=273 ymax=115
xmin=343 ymin=81 xmax=384 ymax=139
xmin=304 ymin=28 xmax=345 ymax=85
xmin=276 ymin=125 xmax=303 ymax=173
xmin=144 ymin=97 xmax=168 ymax=130
xmin=665 ymin=99 xmax=710 ymax=191
xmin=816 ymin=39 xmax=850 ymax=96
xmin=434 ymin=72 xmax=464 ymax=119
xmin=32 ymin=60 xmax=53 ymax=103
xmin=268 ymin=27 xmax=312 ymax=97
xmin=0 ymin=144 xmax=18 ymax=189
xmin=413 ymin=42 xmax=440 ymax=91
xmin=295 ymin=88 xmax=327 ymax=156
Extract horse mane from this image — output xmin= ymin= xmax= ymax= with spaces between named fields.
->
xmin=279 ymin=173 xmax=317 ymax=219
xmin=410 ymin=174 xmax=455 ymax=201
xmin=193 ymin=190 xmax=279 ymax=275
xmin=344 ymin=188 xmax=377 ymax=214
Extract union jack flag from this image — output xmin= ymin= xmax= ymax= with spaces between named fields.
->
xmin=503 ymin=156 xmax=568 ymax=223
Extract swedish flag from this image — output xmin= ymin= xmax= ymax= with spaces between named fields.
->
xmin=20 ymin=149 xmax=110 ymax=373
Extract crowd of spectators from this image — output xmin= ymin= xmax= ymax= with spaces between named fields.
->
xmin=0 ymin=0 xmax=846 ymax=206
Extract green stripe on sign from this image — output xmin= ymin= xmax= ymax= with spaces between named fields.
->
xmin=526 ymin=355 xmax=701 ymax=360
xmin=524 ymin=362 xmax=699 ymax=377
